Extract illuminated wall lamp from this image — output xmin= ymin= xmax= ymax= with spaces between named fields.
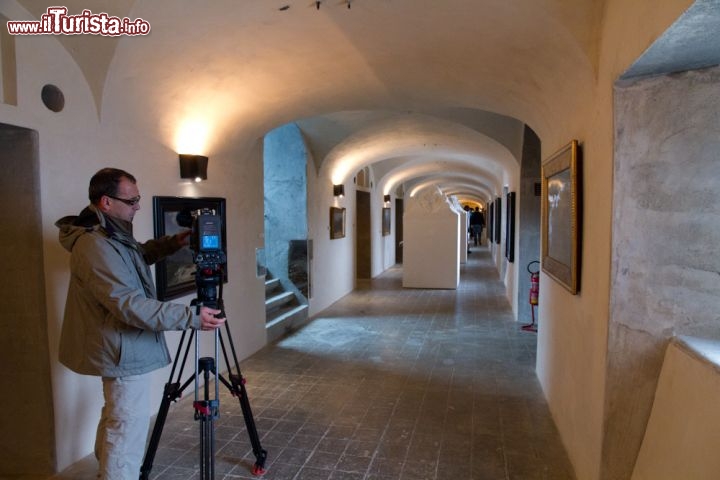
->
xmin=383 ymin=194 xmax=391 ymax=204
xmin=333 ymin=184 xmax=345 ymax=197
xmin=179 ymin=154 xmax=208 ymax=182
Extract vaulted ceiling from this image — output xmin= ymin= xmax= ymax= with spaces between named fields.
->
xmin=18 ymin=0 xmax=606 ymax=204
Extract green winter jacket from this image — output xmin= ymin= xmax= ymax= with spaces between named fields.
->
xmin=55 ymin=205 xmax=201 ymax=377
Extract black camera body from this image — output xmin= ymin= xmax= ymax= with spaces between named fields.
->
xmin=189 ymin=209 xmax=226 ymax=267
xmin=181 ymin=208 xmax=226 ymax=311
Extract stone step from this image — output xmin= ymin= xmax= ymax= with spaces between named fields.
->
xmin=264 ymin=277 xmax=281 ymax=296
xmin=266 ymin=304 xmax=309 ymax=343
xmin=265 ymin=290 xmax=295 ymax=312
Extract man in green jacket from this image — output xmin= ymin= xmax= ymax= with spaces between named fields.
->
xmin=56 ymin=168 xmax=225 ymax=479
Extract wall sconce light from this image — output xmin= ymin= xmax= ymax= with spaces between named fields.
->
xmin=179 ymin=154 xmax=208 ymax=182
xmin=383 ymin=194 xmax=391 ymax=204
xmin=333 ymin=184 xmax=345 ymax=198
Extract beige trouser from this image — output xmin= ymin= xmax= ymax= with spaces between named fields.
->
xmin=95 ymin=373 xmax=152 ymax=480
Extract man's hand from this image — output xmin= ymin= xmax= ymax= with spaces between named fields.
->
xmin=176 ymin=229 xmax=192 ymax=247
xmin=199 ymin=306 xmax=226 ymax=330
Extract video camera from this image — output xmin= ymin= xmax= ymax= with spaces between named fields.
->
xmin=143 ymin=207 xmax=267 ymax=480
xmin=177 ymin=208 xmax=226 ymax=311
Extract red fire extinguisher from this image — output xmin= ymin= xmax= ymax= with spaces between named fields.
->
xmin=522 ymin=261 xmax=540 ymax=332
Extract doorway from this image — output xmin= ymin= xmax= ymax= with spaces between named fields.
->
xmin=356 ymin=190 xmax=371 ymax=279
xmin=395 ymin=198 xmax=404 ymax=263
xmin=0 ymin=123 xmax=55 ymax=475
xmin=262 ymin=124 xmax=310 ymax=315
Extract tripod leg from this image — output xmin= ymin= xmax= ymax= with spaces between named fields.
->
xmin=195 ymin=357 xmax=218 ymax=480
xmin=198 ymin=410 xmax=215 ymax=479
xmin=236 ymin=376 xmax=267 ymax=476
xmin=140 ymin=330 xmax=197 ymax=480
xmin=218 ymin=328 xmax=268 ymax=475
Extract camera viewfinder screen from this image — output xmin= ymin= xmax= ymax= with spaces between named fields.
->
xmin=202 ymin=234 xmax=220 ymax=250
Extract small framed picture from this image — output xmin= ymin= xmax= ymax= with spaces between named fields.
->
xmin=382 ymin=207 xmax=391 ymax=236
xmin=330 ymin=206 xmax=346 ymax=239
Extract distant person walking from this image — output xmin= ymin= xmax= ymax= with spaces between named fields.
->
xmin=469 ymin=207 xmax=485 ymax=246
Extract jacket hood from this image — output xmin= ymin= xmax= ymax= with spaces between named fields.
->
xmin=55 ymin=206 xmax=103 ymax=252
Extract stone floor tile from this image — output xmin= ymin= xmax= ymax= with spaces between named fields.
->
xmin=46 ymin=249 xmax=575 ymax=480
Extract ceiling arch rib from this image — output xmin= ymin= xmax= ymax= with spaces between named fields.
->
xmin=322 ymin=114 xmax=516 ymax=186
xmin=443 ymin=186 xmax=492 ymax=199
xmin=446 ymin=190 xmax=492 ymax=207
xmin=405 ymin=177 xmax=493 ymax=201
xmin=296 ymin=109 xmax=526 ymax=172
xmin=438 ymin=184 xmax=492 ymax=202
xmin=454 ymin=194 xmax=488 ymax=205
xmin=378 ymin=161 xmax=501 ymax=198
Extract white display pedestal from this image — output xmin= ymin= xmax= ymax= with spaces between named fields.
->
xmin=402 ymin=188 xmax=460 ymax=289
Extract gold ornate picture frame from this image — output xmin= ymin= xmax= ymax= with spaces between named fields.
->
xmin=541 ymin=140 xmax=580 ymax=294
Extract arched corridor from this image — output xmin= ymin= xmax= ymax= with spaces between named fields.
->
xmin=3 ymin=1 xmax=720 ymax=478
xmin=51 ymin=249 xmax=573 ymax=480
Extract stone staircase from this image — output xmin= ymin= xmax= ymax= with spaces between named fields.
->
xmin=265 ymin=273 xmax=308 ymax=342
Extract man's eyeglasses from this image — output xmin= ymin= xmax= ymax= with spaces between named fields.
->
xmin=107 ymin=195 xmax=141 ymax=206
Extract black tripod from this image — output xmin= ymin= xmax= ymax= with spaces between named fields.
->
xmin=139 ymin=290 xmax=267 ymax=479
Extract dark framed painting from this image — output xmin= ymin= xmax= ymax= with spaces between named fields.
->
xmin=487 ymin=201 xmax=494 ymax=244
xmin=505 ymin=191 xmax=516 ymax=262
xmin=494 ymin=197 xmax=502 ymax=244
xmin=382 ymin=207 xmax=391 ymax=236
xmin=541 ymin=139 xmax=580 ymax=294
xmin=330 ymin=206 xmax=346 ymax=239
xmin=153 ymin=196 xmax=227 ymax=300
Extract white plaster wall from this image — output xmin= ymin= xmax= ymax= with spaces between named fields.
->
xmin=447 ymin=196 xmax=467 ymax=265
xmin=516 ymin=127 xmax=542 ymax=326
xmin=381 ymin=195 xmax=396 ymax=271
xmin=370 ymin=181 xmax=396 ymax=277
xmin=502 ymin=172 xmax=520 ymax=321
xmin=491 ymin=193 xmax=506 ymax=278
xmin=632 ymin=338 xmax=720 ymax=480
xmin=306 ymin=167 xmax=355 ymax=317
xmin=375 ymin=195 xmax=396 ymax=274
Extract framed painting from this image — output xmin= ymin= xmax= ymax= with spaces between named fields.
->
xmin=330 ymin=206 xmax=346 ymax=239
xmin=153 ymin=196 xmax=227 ymax=300
xmin=382 ymin=207 xmax=391 ymax=236
xmin=541 ymin=140 xmax=580 ymax=294
xmin=487 ymin=201 xmax=494 ymax=244
xmin=494 ymin=197 xmax=502 ymax=244
xmin=505 ymin=191 xmax=516 ymax=262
